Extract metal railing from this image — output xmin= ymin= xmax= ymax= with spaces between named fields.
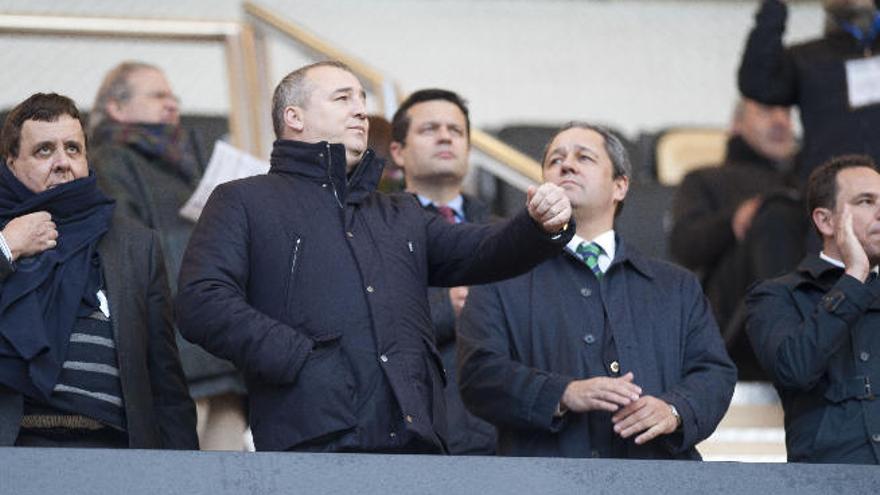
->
xmin=242 ymin=1 xmax=542 ymax=187
xmin=0 ymin=6 xmax=543 ymax=187
xmin=0 ymin=13 xmax=261 ymax=155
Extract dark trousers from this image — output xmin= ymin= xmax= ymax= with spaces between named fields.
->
xmin=15 ymin=427 xmax=128 ymax=448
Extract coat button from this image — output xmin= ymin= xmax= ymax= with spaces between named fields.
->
xmin=321 ymin=183 xmax=328 ymax=188
xmin=873 ymin=433 xmax=880 ymax=443
xmin=860 ymin=351 xmax=870 ymax=362
xmin=580 ymin=288 xmax=591 ymax=297
xmin=366 ymin=285 xmax=375 ymax=293
xmin=389 ymin=432 xmax=397 ymax=439
xmin=405 ymin=415 xmax=414 ymax=424
xmin=379 ymin=354 xmax=388 ymax=363
xmin=609 ymin=361 xmax=620 ymax=374
xmin=346 ymin=231 xmax=354 ymax=238
xmin=583 ymin=334 xmax=596 ymax=345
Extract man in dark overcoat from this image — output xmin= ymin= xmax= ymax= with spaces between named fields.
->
xmin=458 ymin=123 xmax=736 ymax=459
xmin=747 ymin=155 xmax=880 ymax=464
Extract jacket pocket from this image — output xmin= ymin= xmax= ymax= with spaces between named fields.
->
xmin=252 ymin=335 xmax=357 ymax=450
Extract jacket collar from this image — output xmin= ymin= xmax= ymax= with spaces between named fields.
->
xmin=724 ymin=136 xmax=781 ymax=171
xmin=795 ymin=254 xmax=843 ymax=291
xmin=269 ymin=139 xmax=383 ymax=205
xmin=608 ymin=235 xmax=655 ymax=280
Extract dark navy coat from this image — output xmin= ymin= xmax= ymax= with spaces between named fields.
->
xmin=175 ymin=139 xmax=571 ymax=452
xmin=457 ymin=238 xmax=736 ymax=458
xmin=746 ymin=256 xmax=880 ymax=464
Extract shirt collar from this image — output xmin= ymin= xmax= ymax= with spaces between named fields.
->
xmin=417 ymin=194 xmax=466 ymax=221
xmin=819 ymin=251 xmax=880 ymax=274
xmin=566 ymin=229 xmax=616 ymax=260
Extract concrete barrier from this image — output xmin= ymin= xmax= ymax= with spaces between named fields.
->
xmin=1 ymin=447 xmax=878 ymax=494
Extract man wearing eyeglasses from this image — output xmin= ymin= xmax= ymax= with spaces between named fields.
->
xmin=88 ymin=62 xmax=247 ymax=451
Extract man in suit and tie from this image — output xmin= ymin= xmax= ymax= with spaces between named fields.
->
xmin=457 ymin=122 xmax=736 ymax=459
xmin=389 ymin=89 xmax=496 ymax=454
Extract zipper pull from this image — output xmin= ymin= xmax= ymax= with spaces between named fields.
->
xmin=407 ymin=241 xmax=414 ymax=253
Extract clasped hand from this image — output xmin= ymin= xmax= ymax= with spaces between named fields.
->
xmin=560 ymin=372 xmax=679 ymax=445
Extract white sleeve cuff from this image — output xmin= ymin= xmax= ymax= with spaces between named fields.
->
xmin=0 ymin=232 xmax=14 ymax=263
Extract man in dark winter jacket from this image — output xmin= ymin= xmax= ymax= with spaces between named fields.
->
xmin=739 ymin=0 xmax=880 ymax=180
xmin=458 ymin=123 xmax=736 ymax=459
xmin=175 ymin=61 xmax=574 ymax=453
xmin=389 ymin=88 xmax=496 ymax=455
xmin=747 ymin=154 xmax=880 ymax=464
xmin=89 ymin=62 xmax=246 ymax=451
xmin=670 ymin=98 xmax=802 ymax=380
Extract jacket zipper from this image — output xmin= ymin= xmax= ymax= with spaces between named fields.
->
xmin=291 ymin=237 xmax=302 ymax=275
xmin=325 ymin=143 xmax=344 ymax=209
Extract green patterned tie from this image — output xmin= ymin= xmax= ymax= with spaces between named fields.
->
xmin=576 ymin=241 xmax=604 ymax=279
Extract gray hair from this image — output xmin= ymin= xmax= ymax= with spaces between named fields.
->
xmin=89 ymin=61 xmax=160 ymax=134
xmin=271 ymin=60 xmax=354 ymax=139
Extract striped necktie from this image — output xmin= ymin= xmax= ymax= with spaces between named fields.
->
xmin=435 ymin=205 xmax=457 ymax=225
xmin=576 ymin=241 xmax=604 ymax=279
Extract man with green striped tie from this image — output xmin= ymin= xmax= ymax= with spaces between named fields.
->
xmin=457 ymin=122 xmax=736 ymax=459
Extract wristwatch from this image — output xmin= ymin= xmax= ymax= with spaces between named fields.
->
xmin=549 ymin=222 xmax=570 ymax=241
xmin=669 ymin=404 xmax=682 ymax=430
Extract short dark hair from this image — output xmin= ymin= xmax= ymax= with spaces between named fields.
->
xmin=807 ymin=154 xmax=878 ymax=215
xmin=1 ymin=93 xmax=86 ymax=160
xmin=271 ymin=60 xmax=354 ymax=138
xmin=391 ymin=89 xmax=470 ymax=145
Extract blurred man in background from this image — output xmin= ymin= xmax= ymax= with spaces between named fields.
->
xmin=670 ymin=98 xmax=801 ymax=380
xmin=89 ymin=62 xmax=246 ymax=450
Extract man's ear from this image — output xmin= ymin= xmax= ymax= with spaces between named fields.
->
xmin=812 ymin=207 xmax=835 ymax=238
xmin=612 ymin=175 xmax=630 ymax=203
xmin=283 ymin=106 xmax=305 ymax=134
xmin=105 ymin=100 xmax=126 ymax=123
xmin=389 ymin=141 xmax=406 ymax=168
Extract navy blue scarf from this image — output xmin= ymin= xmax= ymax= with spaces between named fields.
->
xmin=0 ymin=163 xmax=114 ymax=400
xmin=92 ymin=121 xmax=201 ymax=186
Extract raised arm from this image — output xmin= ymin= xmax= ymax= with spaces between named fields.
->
xmin=425 ymin=184 xmax=574 ymax=288
xmin=738 ymin=0 xmax=799 ymax=105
